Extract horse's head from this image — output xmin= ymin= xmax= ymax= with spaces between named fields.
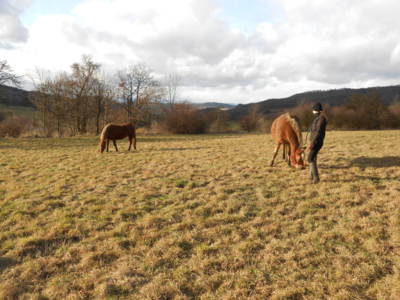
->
xmin=294 ymin=148 xmax=305 ymax=169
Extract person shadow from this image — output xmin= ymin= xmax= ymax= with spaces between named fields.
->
xmin=320 ymin=156 xmax=400 ymax=169
xmin=352 ymin=156 xmax=400 ymax=168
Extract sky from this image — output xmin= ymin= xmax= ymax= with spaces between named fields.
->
xmin=1 ymin=0 xmax=400 ymax=104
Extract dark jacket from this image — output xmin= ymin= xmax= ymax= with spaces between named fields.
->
xmin=309 ymin=113 xmax=327 ymax=150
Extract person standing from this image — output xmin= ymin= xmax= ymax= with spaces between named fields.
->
xmin=308 ymin=102 xmax=327 ymax=183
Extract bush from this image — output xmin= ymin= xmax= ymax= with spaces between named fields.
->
xmin=388 ymin=101 xmax=400 ymax=128
xmin=261 ymin=118 xmax=273 ymax=133
xmin=0 ymin=116 xmax=27 ymax=137
xmin=287 ymin=92 xmax=400 ymax=130
xmin=288 ymin=102 xmax=314 ymax=130
xmin=239 ymin=104 xmax=262 ymax=132
xmin=207 ymin=110 xmax=233 ymax=133
xmin=161 ymin=103 xmax=208 ymax=134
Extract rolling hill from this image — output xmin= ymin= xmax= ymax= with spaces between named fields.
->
xmin=2 ymin=83 xmax=400 ymax=121
xmin=0 ymin=84 xmax=34 ymax=107
xmin=228 ymin=85 xmax=400 ymax=120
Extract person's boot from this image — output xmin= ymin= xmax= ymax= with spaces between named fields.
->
xmin=311 ymin=161 xmax=320 ymax=184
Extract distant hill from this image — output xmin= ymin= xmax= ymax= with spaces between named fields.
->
xmin=0 ymin=84 xmax=34 ymax=107
xmin=3 ymin=83 xmax=400 ymax=122
xmin=229 ymin=85 xmax=400 ymax=120
xmin=192 ymin=102 xmax=236 ymax=110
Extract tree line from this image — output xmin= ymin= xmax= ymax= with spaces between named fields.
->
xmin=287 ymin=91 xmax=400 ymax=131
xmin=1 ymin=57 xmax=400 ymax=137
xmin=29 ymin=55 xmax=176 ymax=136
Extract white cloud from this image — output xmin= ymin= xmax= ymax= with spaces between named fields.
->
xmin=2 ymin=0 xmax=400 ymax=103
xmin=0 ymin=0 xmax=31 ymax=47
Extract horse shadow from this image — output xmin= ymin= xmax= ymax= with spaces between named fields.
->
xmin=352 ymin=156 xmax=400 ymax=168
xmin=0 ymin=257 xmax=17 ymax=274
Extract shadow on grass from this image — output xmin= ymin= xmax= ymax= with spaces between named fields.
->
xmin=319 ymin=157 xmax=352 ymax=170
xmin=333 ymin=175 xmax=398 ymax=183
xmin=157 ymin=147 xmax=209 ymax=152
xmin=0 ymin=257 xmax=17 ymax=273
xmin=320 ymin=156 xmax=400 ymax=170
xmin=138 ymin=136 xmax=191 ymax=143
xmin=320 ymin=164 xmax=351 ymax=170
xmin=0 ymin=137 xmax=95 ymax=150
xmin=352 ymin=156 xmax=400 ymax=168
xmin=101 ymin=147 xmax=208 ymax=153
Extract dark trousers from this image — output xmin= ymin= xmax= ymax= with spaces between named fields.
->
xmin=308 ymin=146 xmax=321 ymax=182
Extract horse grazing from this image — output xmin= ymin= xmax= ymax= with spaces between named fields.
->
xmin=99 ymin=123 xmax=137 ymax=153
xmin=270 ymin=113 xmax=305 ymax=168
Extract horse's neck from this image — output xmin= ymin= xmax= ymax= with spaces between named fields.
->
xmin=288 ymin=135 xmax=300 ymax=151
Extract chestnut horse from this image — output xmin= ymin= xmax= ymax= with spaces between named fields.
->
xmin=270 ymin=113 xmax=305 ymax=168
xmin=99 ymin=123 xmax=137 ymax=153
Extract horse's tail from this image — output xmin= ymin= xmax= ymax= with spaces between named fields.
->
xmin=284 ymin=113 xmax=303 ymax=147
xmin=99 ymin=124 xmax=111 ymax=153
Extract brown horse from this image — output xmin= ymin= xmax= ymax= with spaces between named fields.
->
xmin=99 ymin=123 xmax=137 ymax=153
xmin=270 ymin=113 xmax=305 ymax=168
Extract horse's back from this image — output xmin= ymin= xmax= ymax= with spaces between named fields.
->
xmin=101 ymin=123 xmax=134 ymax=140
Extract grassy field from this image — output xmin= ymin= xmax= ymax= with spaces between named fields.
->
xmin=0 ymin=131 xmax=400 ymax=299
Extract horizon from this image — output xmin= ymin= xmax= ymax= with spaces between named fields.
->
xmin=2 ymin=81 xmax=400 ymax=107
xmin=2 ymin=0 xmax=400 ymax=104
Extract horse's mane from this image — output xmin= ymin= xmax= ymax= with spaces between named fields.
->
xmin=100 ymin=123 xmax=112 ymax=141
xmin=283 ymin=113 xmax=303 ymax=146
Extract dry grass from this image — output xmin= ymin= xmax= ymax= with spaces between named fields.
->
xmin=0 ymin=131 xmax=400 ymax=299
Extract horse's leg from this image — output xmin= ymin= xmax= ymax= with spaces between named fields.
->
xmin=128 ymin=136 xmax=132 ymax=151
xmin=133 ymin=135 xmax=137 ymax=150
xmin=113 ymin=140 xmax=118 ymax=152
xmin=270 ymin=143 xmax=281 ymax=167
xmin=287 ymin=145 xmax=291 ymax=166
xmin=282 ymin=143 xmax=286 ymax=161
xmin=106 ymin=139 xmax=109 ymax=152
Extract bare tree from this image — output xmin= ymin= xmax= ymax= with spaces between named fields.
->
xmin=31 ymin=57 xmax=110 ymax=136
xmin=240 ymin=104 xmax=263 ymax=133
xmin=70 ymin=55 xmax=101 ymax=134
xmin=165 ymin=72 xmax=181 ymax=106
xmin=0 ymin=60 xmax=22 ymax=87
xmin=30 ymin=69 xmax=55 ymax=136
xmin=118 ymin=63 xmax=163 ymax=124
xmin=31 ymin=71 xmax=71 ymax=136
xmin=92 ymin=76 xmax=114 ymax=134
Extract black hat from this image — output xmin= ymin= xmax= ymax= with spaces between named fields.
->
xmin=312 ymin=102 xmax=323 ymax=111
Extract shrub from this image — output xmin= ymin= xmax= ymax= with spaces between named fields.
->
xmin=207 ymin=110 xmax=233 ymax=133
xmin=161 ymin=103 xmax=208 ymax=134
xmin=288 ymin=102 xmax=314 ymax=130
xmin=261 ymin=118 xmax=273 ymax=133
xmin=239 ymin=104 xmax=263 ymax=132
xmin=0 ymin=115 xmax=28 ymax=137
